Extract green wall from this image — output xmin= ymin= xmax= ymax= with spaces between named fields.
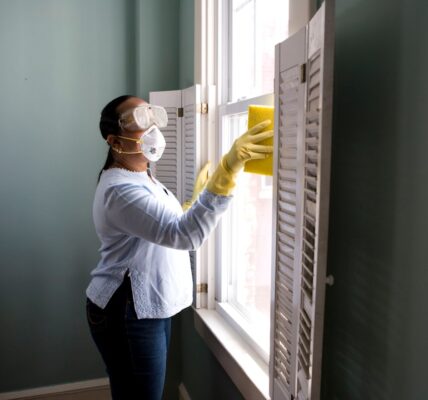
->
xmin=322 ymin=0 xmax=428 ymax=399
xmin=3 ymin=0 xmax=426 ymax=398
xmin=0 ymin=0 xmax=181 ymax=393
xmin=180 ymin=309 xmax=245 ymax=400
xmin=136 ymin=0 xmax=180 ymax=99
xmin=179 ymin=0 xmax=194 ymax=89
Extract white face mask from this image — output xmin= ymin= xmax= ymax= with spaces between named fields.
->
xmin=114 ymin=125 xmax=166 ymax=162
xmin=138 ymin=125 xmax=166 ymax=162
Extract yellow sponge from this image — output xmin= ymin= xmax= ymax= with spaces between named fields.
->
xmin=244 ymin=105 xmax=274 ymax=176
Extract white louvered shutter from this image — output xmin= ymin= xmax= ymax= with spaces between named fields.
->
xmin=150 ymin=86 xmax=206 ymax=309
xmin=270 ymin=2 xmax=334 ymax=400
xmin=181 ymin=85 xmax=204 ymax=308
xmin=149 ymin=90 xmax=182 ymax=200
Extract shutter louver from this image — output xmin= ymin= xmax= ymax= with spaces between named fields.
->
xmin=149 ymin=90 xmax=182 ymax=200
xmin=270 ymin=1 xmax=334 ymax=399
xmin=271 ymin=26 xmax=307 ymax=400
xmin=296 ymin=47 xmax=322 ymax=397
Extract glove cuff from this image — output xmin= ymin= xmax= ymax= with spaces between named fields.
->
xmin=205 ymin=157 xmax=238 ymax=196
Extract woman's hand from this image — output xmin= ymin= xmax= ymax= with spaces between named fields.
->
xmin=205 ymin=120 xmax=274 ymax=196
xmin=223 ymin=120 xmax=273 ymax=174
xmin=182 ymin=161 xmax=211 ymax=211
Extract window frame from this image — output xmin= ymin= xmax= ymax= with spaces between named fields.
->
xmin=193 ymin=0 xmax=318 ymax=398
xmin=215 ymin=0 xmax=292 ymax=363
xmin=215 ymin=93 xmax=275 ymax=363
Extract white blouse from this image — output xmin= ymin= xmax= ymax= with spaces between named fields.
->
xmin=86 ymin=168 xmax=231 ymax=319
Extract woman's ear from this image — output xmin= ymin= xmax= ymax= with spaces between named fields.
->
xmin=106 ymin=134 xmax=122 ymax=152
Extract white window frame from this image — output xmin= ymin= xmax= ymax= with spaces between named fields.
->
xmin=215 ymin=93 xmax=274 ymax=364
xmin=193 ymin=0 xmax=317 ymax=399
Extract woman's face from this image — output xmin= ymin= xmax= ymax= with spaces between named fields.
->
xmin=107 ymin=97 xmax=148 ymax=158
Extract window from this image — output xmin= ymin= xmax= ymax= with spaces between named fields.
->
xmin=192 ymin=1 xmax=333 ymax=399
xmin=229 ymin=0 xmax=289 ymax=101
xmin=216 ymin=0 xmax=290 ymax=362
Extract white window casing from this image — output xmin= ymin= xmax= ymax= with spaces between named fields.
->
xmin=270 ymin=1 xmax=335 ymax=400
xmin=181 ymin=85 xmax=206 ymax=308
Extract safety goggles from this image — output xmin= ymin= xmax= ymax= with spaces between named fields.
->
xmin=118 ymin=104 xmax=168 ymax=131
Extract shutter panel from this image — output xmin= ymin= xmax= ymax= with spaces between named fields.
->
xmin=296 ymin=2 xmax=334 ymax=399
xmin=181 ymin=85 xmax=204 ymax=308
xmin=271 ymin=26 xmax=307 ymax=400
xmin=149 ymin=90 xmax=182 ymax=200
xmin=270 ymin=1 xmax=334 ymax=400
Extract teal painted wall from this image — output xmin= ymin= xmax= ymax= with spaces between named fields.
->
xmin=179 ymin=0 xmax=194 ymax=89
xmin=0 ymin=0 xmax=181 ymax=393
xmin=180 ymin=309 xmax=245 ymax=400
xmin=322 ymin=0 xmax=428 ymax=399
xmin=4 ymin=0 xmax=425 ymax=398
xmin=137 ymin=0 xmax=180 ymax=99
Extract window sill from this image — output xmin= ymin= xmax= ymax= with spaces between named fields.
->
xmin=193 ymin=308 xmax=270 ymax=400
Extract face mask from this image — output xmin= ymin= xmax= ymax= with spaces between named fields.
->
xmin=114 ymin=125 xmax=166 ymax=162
xmin=119 ymin=104 xmax=168 ymax=131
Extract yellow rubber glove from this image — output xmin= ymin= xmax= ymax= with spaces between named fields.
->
xmin=182 ymin=161 xmax=212 ymax=211
xmin=206 ymin=120 xmax=273 ymax=196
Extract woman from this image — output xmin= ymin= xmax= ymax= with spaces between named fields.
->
xmin=86 ymin=95 xmax=273 ymax=399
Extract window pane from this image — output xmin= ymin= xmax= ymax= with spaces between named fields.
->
xmin=222 ymin=112 xmax=273 ymax=351
xmin=232 ymin=173 xmax=272 ymax=319
xmin=230 ymin=0 xmax=289 ymax=101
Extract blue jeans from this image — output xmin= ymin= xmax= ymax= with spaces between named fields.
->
xmin=86 ymin=276 xmax=171 ymax=400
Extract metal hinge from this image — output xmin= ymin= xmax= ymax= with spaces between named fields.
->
xmin=197 ymin=102 xmax=208 ymax=114
xmin=300 ymin=63 xmax=307 ymax=83
xmin=197 ymin=283 xmax=208 ymax=293
xmin=177 ymin=107 xmax=184 ymax=117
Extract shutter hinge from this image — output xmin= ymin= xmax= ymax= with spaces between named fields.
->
xmin=177 ymin=107 xmax=184 ymax=117
xmin=197 ymin=283 xmax=208 ymax=293
xmin=300 ymin=63 xmax=307 ymax=83
xmin=197 ymin=102 xmax=208 ymax=114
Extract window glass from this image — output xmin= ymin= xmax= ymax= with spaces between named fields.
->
xmin=230 ymin=0 xmax=289 ymax=101
xmin=219 ymin=0 xmax=288 ymax=357
xmin=222 ymin=112 xmax=273 ymax=351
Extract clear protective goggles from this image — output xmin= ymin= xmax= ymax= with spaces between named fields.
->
xmin=118 ymin=104 xmax=168 ymax=131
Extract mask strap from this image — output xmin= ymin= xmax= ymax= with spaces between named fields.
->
xmin=111 ymin=147 xmax=143 ymax=155
xmin=110 ymin=135 xmax=144 ymax=155
xmin=116 ymin=135 xmax=144 ymax=144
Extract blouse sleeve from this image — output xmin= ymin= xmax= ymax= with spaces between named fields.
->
xmin=104 ymin=183 xmax=232 ymax=250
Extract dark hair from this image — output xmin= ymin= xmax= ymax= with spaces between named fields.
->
xmin=98 ymin=95 xmax=135 ymax=181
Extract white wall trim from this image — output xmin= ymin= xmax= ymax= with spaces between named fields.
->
xmin=194 ymin=0 xmax=219 ymax=311
xmin=0 ymin=378 xmax=109 ymax=400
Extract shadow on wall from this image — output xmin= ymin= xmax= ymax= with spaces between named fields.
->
xmin=323 ymin=0 xmax=428 ymax=399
